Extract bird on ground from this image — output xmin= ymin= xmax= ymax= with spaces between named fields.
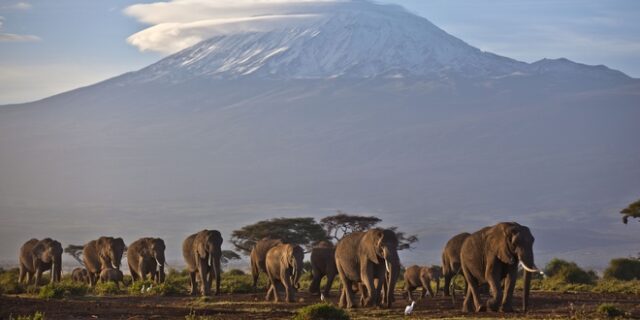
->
xmin=140 ymin=285 xmax=146 ymax=294
xmin=404 ymin=300 xmax=416 ymax=315
xmin=320 ymin=293 xmax=326 ymax=303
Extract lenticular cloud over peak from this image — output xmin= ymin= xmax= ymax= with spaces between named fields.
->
xmin=125 ymin=0 xmax=352 ymax=53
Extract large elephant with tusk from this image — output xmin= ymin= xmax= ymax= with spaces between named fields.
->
xmin=82 ymin=236 xmax=126 ymax=287
xmin=335 ymin=228 xmax=401 ymax=309
xmin=127 ymin=237 xmax=166 ymax=283
xmin=460 ymin=222 xmax=541 ymax=313
xmin=183 ymin=229 xmax=223 ymax=296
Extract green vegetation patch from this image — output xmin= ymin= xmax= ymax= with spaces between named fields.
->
xmin=293 ymin=303 xmax=350 ymax=320
xmin=38 ymin=281 xmax=88 ymax=299
xmin=597 ymin=303 xmax=625 ymax=317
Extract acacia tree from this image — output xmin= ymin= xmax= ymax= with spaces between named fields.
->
xmin=231 ymin=217 xmax=328 ymax=255
xmin=221 ymin=250 xmax=241 ymax=265
xmin=320 ymin=211 xmax=381 ymax=241
xmin=621 ymin=199 xmax=640 ymax=224
xmin=64 ymin=245 xmax=84 ymax=265
xmin=320 ymin=211 xmax=418 ymax=250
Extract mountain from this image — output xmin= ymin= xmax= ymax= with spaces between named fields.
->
xmin=1 ymin=0 xmax=639 ymax=269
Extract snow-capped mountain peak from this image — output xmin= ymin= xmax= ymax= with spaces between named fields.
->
xmin=125 ymin=1 xmax=529 ymax=82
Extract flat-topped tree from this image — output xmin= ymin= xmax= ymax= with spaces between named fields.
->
xmin=621 ymin=199 xmax=640 ymax=224
xmin=231 ymin=217 xmax=328 ymax=255
xmin=320 ymin=211 xmax=418 ymax=250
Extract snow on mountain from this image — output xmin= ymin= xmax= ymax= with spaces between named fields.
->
xmin=123 ymin=1 xmax=528 ymax=82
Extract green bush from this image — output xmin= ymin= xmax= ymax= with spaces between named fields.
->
xmin=0 ymin=268 xmax=26 ymax=294
xmin=9 ymin=311 xmax=45 ymax=320
xmin=597 ymin=303 xmax=625 ymax=317
xmin=220 ymin=274 xmax=253 ymax=294
xmin=94 ymin=281 xmax=121 ymax=296
xmin=544 ymin=258 xmax=597 ymax=284
xmin=293 ymin=303 xmax=350 ymax=320
xmin=38 ymin=281 xmax=88 ymax=299
xmin=604 ymin=258 xmax=640 ymax=281
xmin=225 ymin=269 xmax=245 ymax=276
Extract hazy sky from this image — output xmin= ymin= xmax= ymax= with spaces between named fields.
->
xmin=0 ymin=0 xmax=639 ymax=104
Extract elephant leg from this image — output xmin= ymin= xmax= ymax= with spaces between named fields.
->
xmin=129 ymin=263 xmax=139 ymax=282
xmin=435 ymin=279 xmax=440 ymax=297
xmin=443 ymin=273 xmax=452 ymax=296
xmin=421 ymin=277 xmax=434 ymax=298
xmin=197 ymin=258 xmax=210 ymax=295
xmin=324 ymin=272 xmax=336 ymax=297
xmin=309 ymin=271 xmax=322 ymax=295
xmin=189 ymin=271 xmax=197 ymax=296
xmin=18 ymin=265 xmax=27 ymax=284
xmin=34 ymin=268 xmax=43 ymax=286
xmin=406 ymin=286 xmax=414 ymax=302
xmin=360 ymin=265 xmax=376 ymax=307
xmin=486 ymin=269 xmax=503 ymax=312
xmin=461 ymin=268 xmax=483 ymax=313
xmin=284 ymin=279 xmax=294 ymax=303
xmin=462 ymin=282 xmax=473 ymax=313
xmin=343 ymin=279 xmax=356 ymax=309
xmin=251 ymin=261 xmax=260 ymax=290
xmin=500 ymin=267 xmax=517 ymax=312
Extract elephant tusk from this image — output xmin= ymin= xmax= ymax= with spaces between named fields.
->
xmin=385 ymin=260 xmax=391 ymax=274
xmin=519 ymin=261 xmax=544 ymax=275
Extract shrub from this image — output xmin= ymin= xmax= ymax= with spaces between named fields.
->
xmin=38 ymin=281 xmax=88 ymax=299
xmin=185 ymin=309 xmax=219 ymax=320
xmin=220 ymin=274 xmax=253 ymax=294
xmin=293 ymin=303 xmax=350 ymax=320
xmin=597 ymin=303 xmax=625 ymax=317
xmin=604 ymin=258 xmax=640 ymax=281
xmin=94 ymin=281 xmax=121 ymax=296
xmin=544 ymin=258 xmax=597 ymax=284
xmin=0 ymin=268 xmax=26 ymax=294
xmin=9 ymin=311 xmax=45 ymax=320
xmin=225 ymin=269 xmax=245 ymax=276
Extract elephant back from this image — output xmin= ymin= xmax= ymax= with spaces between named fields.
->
xmin=253 ymin=238 xmax=284 ymax=271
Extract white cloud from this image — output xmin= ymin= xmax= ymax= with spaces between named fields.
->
xmin=0 ymin=16 xmax=40 ymax=42
xmin=1 ymin=2 xmax=32 ymax=10
xmin=124 ymin=0 xmax=345 ymax=54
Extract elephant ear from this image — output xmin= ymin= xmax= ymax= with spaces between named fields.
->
xmin=32 ymin=241 xmax=47 ymax=260
xmin=491 ymin=223 xmax=516 ymax=265
xmin=280 ymin=245 xmax=292 ymax=268
xmin=195 ymin=231 xmax=208 ymax=258
xmin=362 ymin=229 xmax=383 ymax=264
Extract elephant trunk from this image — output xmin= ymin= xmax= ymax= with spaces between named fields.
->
xmin=293 ymin=260 xmax=302 ymax=289
xmin=523 ymin=268 xmax=532 ymax=312
xmin=52 ymin=255 xmax=62 ymax=283
xmin=155 ymin=253 xmax=166 ymax=283
xmin=384 ymin=252 xmax=400 ymax=308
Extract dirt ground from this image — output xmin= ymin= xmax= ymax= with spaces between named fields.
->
xmin=1 ymin=290 xmax=640 ymax=320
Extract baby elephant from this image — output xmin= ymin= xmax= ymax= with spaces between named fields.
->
xmin=71 ymin=267 xmax=90 ymax=284
xmin=404 ymin=265 xmax=442 ymax=301
xmin=100 ymin=268 xmax=125 ymax=288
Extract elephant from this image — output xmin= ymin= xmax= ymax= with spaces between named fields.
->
xmin=82 ymin=236 xmax=126 ymax=287
xmin=265 ymin=243 xmax=304 ymax=303
xmin=309 ymin=240 xmax=337 ymax=297
xmin=442 ymin=232 xmax=471 ymax=298
xmin=18 ymin=238 xmax=63 ymax=286
xmin=128 ymin=237 xmax=166 ymax=284
xmin=100 ymin=268 xmax=125 ymax=288
xmin=183 ymin=229 xmax=223 ymax=296
xmin=71 ymin=267 xmax=90 ymax=284
xmin=335 ymin=228 xmax=401 ymax=309
xmin=403 ymin=265 xmax=441 ymax=301
xmin=250 ymin=237 xmax=283 ymax=289
xmin=460 ymin=222 xmax=540 ymax=313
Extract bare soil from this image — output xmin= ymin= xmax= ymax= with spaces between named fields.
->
xmin=2 ymin=290 xmax=640 ymax=319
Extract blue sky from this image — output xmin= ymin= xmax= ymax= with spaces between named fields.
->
xmin=0 ymin=0 xmax=638 ymax=104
